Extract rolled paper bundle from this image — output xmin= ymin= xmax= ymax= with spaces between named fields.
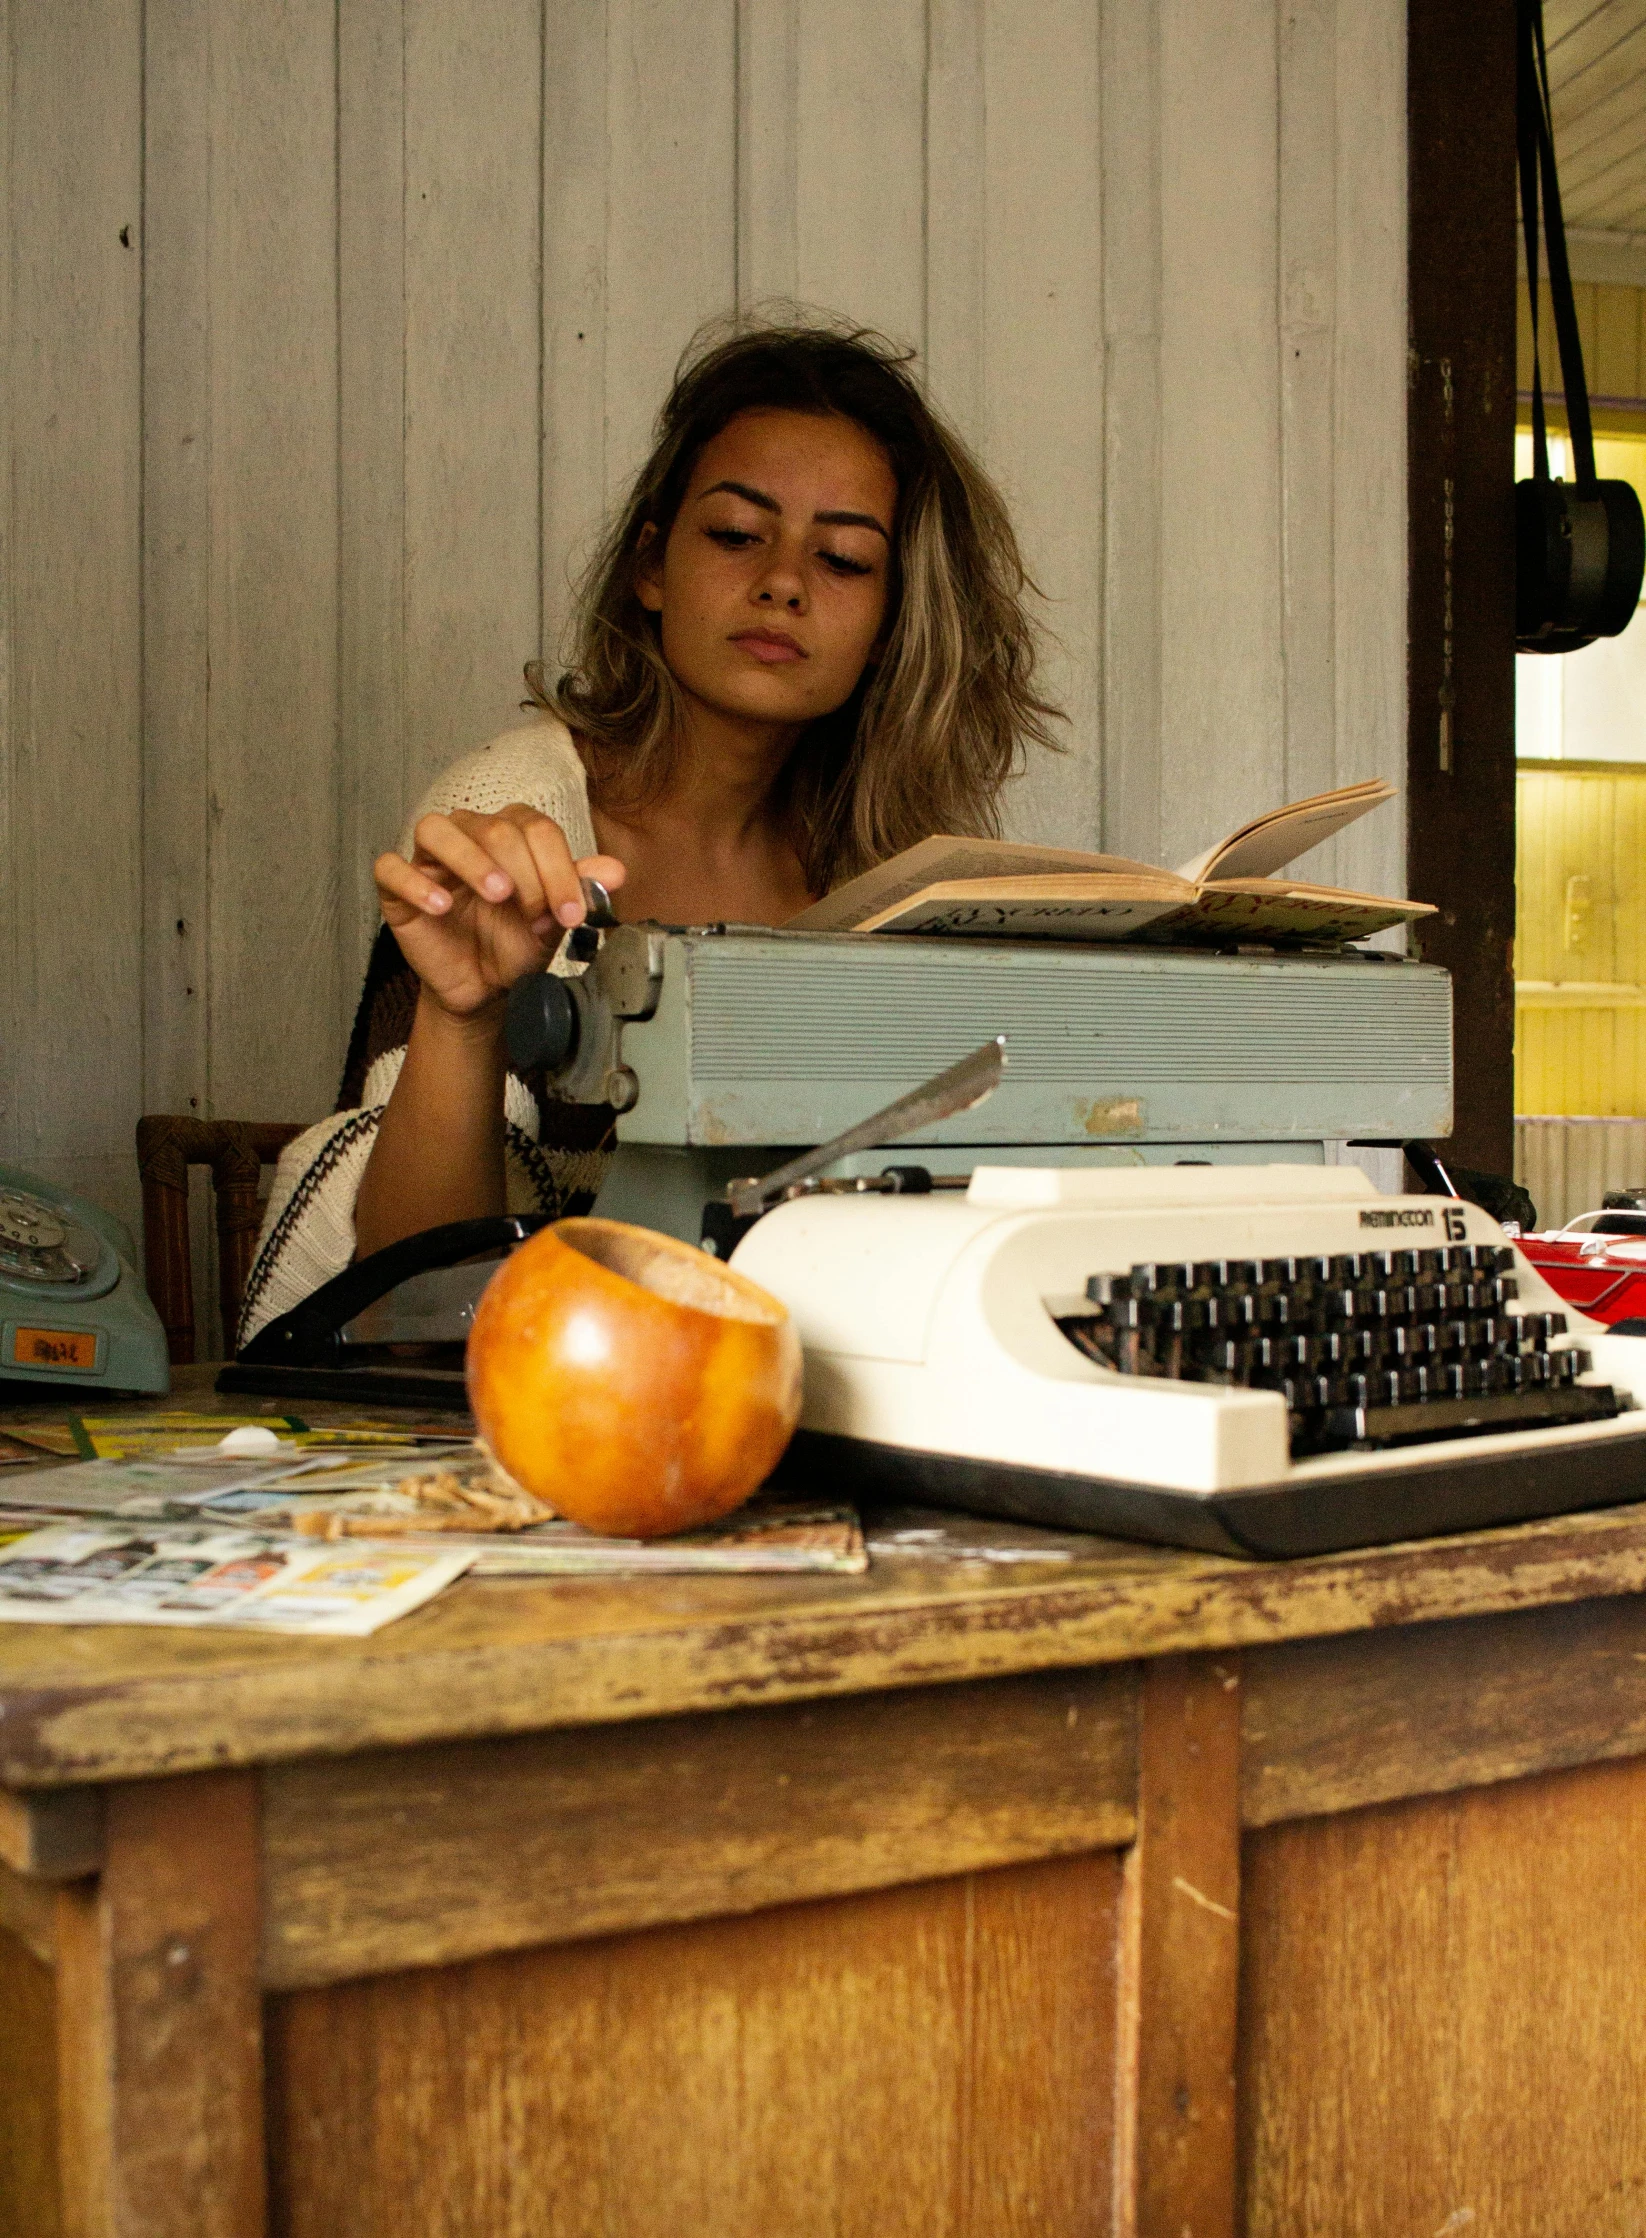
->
xmin=466 ymin=1217 xmax=803 ymax=1539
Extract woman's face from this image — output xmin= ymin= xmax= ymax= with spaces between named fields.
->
xmin=637 ymin=407 xmax=898 ymax=737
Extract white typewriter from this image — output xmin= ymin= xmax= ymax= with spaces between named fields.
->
xmin=732 ymin=1160 xmax=1646 ymax=1558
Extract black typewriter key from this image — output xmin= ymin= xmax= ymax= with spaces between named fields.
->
xmin=1135 ymin=1263 xmax=1190 ymax=1297
xmin=1086 ymin=1272 xmax=1133 ymax=1304
xmin=1390 ymin=1249 xmax=1422 ymax=1278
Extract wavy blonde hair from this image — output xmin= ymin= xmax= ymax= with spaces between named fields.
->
xmin=526 ymin=313 xmax=1063 ymax=893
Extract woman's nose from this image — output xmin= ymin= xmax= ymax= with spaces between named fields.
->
xmin=754 ymin=544 xmax=807 ymax=612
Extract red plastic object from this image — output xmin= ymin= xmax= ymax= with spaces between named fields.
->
xmin=1519 ymin=1228 xmax=1646 ymax=1327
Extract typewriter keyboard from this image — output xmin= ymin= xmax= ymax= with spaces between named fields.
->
xmin=1052 ymin=1244 xmax=1621 ymax=1454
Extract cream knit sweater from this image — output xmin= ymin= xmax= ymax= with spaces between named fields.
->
xmin=237 ymin=716 xmax=602 ymax=1345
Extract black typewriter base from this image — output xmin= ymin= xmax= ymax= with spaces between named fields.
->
xmin=217 ymin=1360 xmax=470 ymax=1410
xmin=777 ymin=1425 xmax=1646 ymax=1559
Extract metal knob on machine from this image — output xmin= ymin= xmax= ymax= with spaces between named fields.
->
xmin=505 ymin=973 xmax=581 ymax=1077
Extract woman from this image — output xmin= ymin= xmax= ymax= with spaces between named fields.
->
xmin=239 ymin=316 xmax=1060 ymax=1343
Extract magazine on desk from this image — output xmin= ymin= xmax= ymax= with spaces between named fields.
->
xmin=788 ymin=778 xmax=1434 ymax=946
xmin=0 ymin=1519 xmax=472 ymax=1635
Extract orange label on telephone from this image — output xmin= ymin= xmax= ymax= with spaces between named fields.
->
xmin=11 ymin=1327 xmax=97 ymax=1371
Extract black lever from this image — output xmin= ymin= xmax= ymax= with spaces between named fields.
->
xmin=235 ymin=1213 xmax=550 ymax=1365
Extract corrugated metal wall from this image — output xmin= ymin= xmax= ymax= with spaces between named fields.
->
xmin=0 ymin=0 xmax=1409 ymax=1263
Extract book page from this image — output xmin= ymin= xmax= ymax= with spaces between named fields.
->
xmin=1138 ymin=884 xmax=1434 ymax=945
xmin=790 ymin=835 xmax=1167 ymax=933
xmin=855 ymin=885 xmax=1189 ymax=940
xmin=1173 ymin=778 xmax=1396 ymax=885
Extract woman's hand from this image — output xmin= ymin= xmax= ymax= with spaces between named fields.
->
xmin=373 ymin=806 xmax=627 ymax=1019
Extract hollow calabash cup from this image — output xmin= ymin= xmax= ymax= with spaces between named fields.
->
xmin=466 ymin=1217 xmax=803 ymax=1539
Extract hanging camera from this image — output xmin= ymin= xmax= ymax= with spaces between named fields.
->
xmin=1515 ymin=0 xmax=1646 ymax=654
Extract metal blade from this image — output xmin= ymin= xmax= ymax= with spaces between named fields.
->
xmin=728 ymin=1036 xmax=1008 ymax=1218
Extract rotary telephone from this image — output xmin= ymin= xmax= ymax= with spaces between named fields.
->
xmin=0 ymin=1165 xmax=169 ymax=1394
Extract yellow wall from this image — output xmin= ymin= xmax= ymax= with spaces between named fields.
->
xmin=1518 ymin=278 xmax=1646 ymax=419
xmin=1517 ymin=762 xmax=1646 ymax=1113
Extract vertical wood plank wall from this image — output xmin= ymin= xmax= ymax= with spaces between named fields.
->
xmin=0 ymin=0 xmax=1408 ymax=1246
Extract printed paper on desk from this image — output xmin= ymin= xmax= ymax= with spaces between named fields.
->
xmin=0 ymin=1521 xmax=471 ymax=1634
xmin=0 ymin=1457 xmax=307 ymax=1516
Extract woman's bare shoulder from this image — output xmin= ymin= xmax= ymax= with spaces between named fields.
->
xmin=396 ymin=715 xmax=594 ymax=856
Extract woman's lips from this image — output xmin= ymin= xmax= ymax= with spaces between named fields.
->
xmin=730 ymin=630 xmax=806 ymax=664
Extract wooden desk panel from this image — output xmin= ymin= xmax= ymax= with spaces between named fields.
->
xmin=1239 ymin=1753 xmax=1646 ymax=2235
xmin=268 ymin=1856 xmax=1124 ymax=2238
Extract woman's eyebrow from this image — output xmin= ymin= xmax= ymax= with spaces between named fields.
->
xmin=815 ymin=508 xmax=890 ymax=540
xmin=698 ymin=480 xmax=890 ymax=541
xmin=699 ymin=478 xmax=780 ymax=513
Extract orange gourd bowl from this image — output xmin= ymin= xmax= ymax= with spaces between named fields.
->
xmin=466 ymin=1217 xmax=803 ymax=1539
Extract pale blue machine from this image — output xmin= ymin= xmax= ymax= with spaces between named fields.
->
xmin=508 ymin=925 xmax=1454 ymax=1243
xmin=0 ymin=1164 xmax=169 ymax=1394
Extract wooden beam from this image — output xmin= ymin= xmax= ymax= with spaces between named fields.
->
xmin=54 ymin=1772 xmax=265 ymax=2238
xmin=1113 ymin=1653 xmax=1242 ymax=2238
xmin=0 ymin=1784 xmax=103 ymax=1879
xmin=1243 ymin=1590 xmax=1646 ymax=1825
xmin=1406 ymin=0 xmax=1520 ymax=1173
xmin=263 ymin=1669 xmax=1137 ymax=1989
xmin=0 ymin=1856 xmax=57 ymax=1968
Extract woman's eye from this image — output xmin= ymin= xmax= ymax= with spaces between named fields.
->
xmin=819 ymin=550 xmax=874 ymax=578
xmin=706 ymin=526 xmax=759 ymax=549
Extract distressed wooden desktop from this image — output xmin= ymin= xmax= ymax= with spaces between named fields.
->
xmin=4 ymin=1370 xmax=1646 ymax=2236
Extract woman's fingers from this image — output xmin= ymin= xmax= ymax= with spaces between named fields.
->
xmin=375 ymin=850 xmax=453 ymax=923
xmin=513 ymin=813 xmax=595 ymax=931
xmin=409 ymin=812 xmax=521 ymax=904
xmin=574 ymin=853 xmax=628 ymax=891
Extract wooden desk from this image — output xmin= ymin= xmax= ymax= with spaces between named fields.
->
xmin=5 ymin=1370 xmax=1646 ymax=2235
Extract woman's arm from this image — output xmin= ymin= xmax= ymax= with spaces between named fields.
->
xmin=354 ymin=803 xmax=624 ymax=1257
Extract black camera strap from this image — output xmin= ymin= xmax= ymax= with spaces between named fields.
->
xmin=1518 ymin=0 xmax=1597 ymax=492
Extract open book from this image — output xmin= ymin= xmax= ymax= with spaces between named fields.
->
xmin=789 ymin=779 xmax=1434 ymax=947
